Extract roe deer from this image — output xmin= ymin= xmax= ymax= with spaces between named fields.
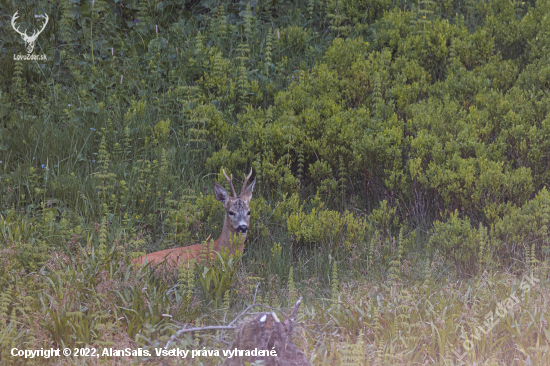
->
xmin=132 ymin=169 xmax=255 ymax=270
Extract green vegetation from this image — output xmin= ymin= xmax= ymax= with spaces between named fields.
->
xmin=1 ymin=0 xmax=550 ymax=364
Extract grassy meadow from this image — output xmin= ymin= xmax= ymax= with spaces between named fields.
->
xmin=1 ymin=0 xmax=550 ymax=364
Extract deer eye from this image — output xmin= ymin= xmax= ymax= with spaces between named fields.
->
xmin=247 ymin=211 xmax=251 ymax=215
xmin=228 ymin=211 xmax=235 ymax=216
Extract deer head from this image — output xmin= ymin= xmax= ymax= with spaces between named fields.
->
xmin=214 ymin=168 xmax=255 ymax=234
xmin=11 ymin=11 xmax=49 ymax=54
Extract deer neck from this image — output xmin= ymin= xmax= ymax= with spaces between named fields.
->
xmin=214 ymin=214 xmax=247 ymax=255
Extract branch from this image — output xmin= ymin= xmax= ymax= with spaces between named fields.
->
xmin=164 ymin=282 xmax=261 ymax=350
xmin=286 ymin=296 xmax=303 ymax=338
xmin=161 ymin=284 xmax=308 ymax=352
xmin=164 ymin=325 xmax=237 ymax=350
xmin=292 ymin=296 xmax=303 ymax=322
xmin=228 ymin=282 xmax=261 ymax=327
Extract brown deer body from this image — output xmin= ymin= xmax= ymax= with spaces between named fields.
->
xmin=132 ymin=169 xmax=255 ymax=270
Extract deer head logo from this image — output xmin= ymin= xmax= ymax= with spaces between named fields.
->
xmin=11 ymin=11 xmax=49 ymax=54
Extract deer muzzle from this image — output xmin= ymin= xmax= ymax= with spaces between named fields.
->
xmin=236 ymin=224 xmax=248 ymax=233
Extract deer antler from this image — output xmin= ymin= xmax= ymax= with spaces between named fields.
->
xmin=11 ymin=11 xmax=27 ymax=37
xmin=240 ymin=168 xmax=253 ymax=196
xmin=222 ymin=169 xmax=237 ymax=198
xmin=28 ymin=13 xmax=49 ymax=41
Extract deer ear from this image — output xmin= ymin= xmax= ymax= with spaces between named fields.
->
xmin=241 ymin=178 xmax=256 ymax=203
xmin=214 ymin=182 xmax=228 ymax=204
